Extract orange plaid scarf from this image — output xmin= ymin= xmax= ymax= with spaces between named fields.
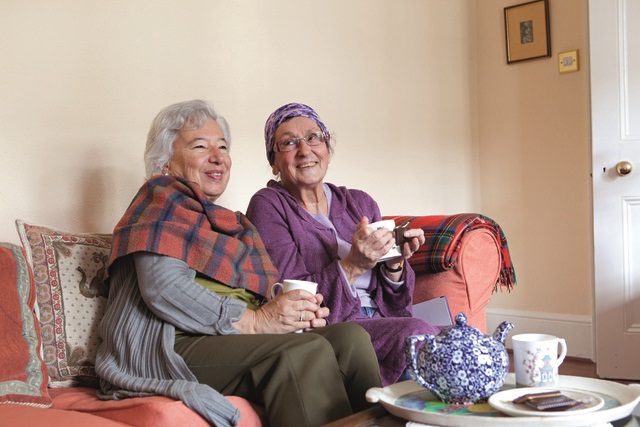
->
xmin=108 ymin=175 xmax=278 ymax=298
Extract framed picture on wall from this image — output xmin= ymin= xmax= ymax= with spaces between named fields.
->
xmin=504 ymin=0 xmax=551 ymax=64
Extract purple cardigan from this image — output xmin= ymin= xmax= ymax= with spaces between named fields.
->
xmin=247 ymin=180 xmax=440 ymax=385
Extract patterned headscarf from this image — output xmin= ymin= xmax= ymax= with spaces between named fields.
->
xmin=264 ymin=103 xmax=330 ymax=165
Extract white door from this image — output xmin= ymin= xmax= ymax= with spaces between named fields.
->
xmin=590 ymin=0 xmax=640 ymax=380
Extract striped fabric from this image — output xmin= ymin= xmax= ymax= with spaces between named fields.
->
xmin=385 ymin=213 xmax=516 ymax=292
xmin=108 ymin=175 xmax=278 ymax=298
xmin=96 ymin=256 xmax=241 ymax=427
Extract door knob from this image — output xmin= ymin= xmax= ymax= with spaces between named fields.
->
xmin=616 ymin=161 xmax=633 ymax=176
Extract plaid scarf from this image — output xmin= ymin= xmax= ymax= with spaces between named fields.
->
xmin=386 ymin=213 xmax=516 ymax=292
xmin=108 ymin=175 xmax=278 ymax=298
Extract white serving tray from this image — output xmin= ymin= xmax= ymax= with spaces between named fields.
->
xmin=366 ymin=374 xmax=640 ymax=426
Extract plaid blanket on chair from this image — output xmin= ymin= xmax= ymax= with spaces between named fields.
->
xmin=385 ymin=214 xmax=516 ymax=292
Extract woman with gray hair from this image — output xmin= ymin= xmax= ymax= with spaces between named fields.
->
xmin=95 ymin=99 xmax=381 ymax=427
xmin=143 ymin=100 xmax=231 ymax=178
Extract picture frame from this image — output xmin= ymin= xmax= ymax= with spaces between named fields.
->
xmin=504 ymin=0 xmax=551 ymax=64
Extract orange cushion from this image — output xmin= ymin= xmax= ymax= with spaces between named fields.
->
xmin=0 ymin=243 xmax=51 ymax=407
xmin=50 ymin=387 xmax=264 ymax=427
xmin=0 ymin=404 xmax=127 ymax=426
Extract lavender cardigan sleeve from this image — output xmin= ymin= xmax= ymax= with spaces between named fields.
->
xmin=246 ymin=180 xmax=414 ymax=324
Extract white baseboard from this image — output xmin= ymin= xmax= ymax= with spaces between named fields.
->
xmin=486 ymin=308 xmax=595 ymax=361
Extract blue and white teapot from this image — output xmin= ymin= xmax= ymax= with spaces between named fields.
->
xmin=405 ymin=312 xmax=514 ymax=404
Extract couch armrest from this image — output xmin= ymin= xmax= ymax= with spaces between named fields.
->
xmin=383 ymin=213 xmax=516 ymax=332
xmin=383 ymin=213 xmax=515 ymax=291
xmin=412 ymin=229 xmax=500 ymax=332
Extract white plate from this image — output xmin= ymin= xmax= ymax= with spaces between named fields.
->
xmin=365 ymin=374 xmax=640 ymax=427
xmin=488 ymin=388 xmax=605 ymax=417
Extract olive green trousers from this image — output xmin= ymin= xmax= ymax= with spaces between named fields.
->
xmin=175 ymin=322 xmax=382 ymax=427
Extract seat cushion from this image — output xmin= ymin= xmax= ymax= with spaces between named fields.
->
xmin=0 ymin=404 xmax=128 ymax=426
xmin=49 ymin=387 xmax=264 ymax=427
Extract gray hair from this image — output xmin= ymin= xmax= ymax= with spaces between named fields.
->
xmin=144 ymin=99 xmax=231 ymax=178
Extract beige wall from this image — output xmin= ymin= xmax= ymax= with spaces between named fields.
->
xmin=1 ymin=0 xmax=479 ymax=235
xmin=479 ymin=0 xmax=592 ymax=317
xmin=0 ymin=1 xmax=592 ymax=317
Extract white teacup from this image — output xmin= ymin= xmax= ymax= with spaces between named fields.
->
xmin=367 ymin=220 xmax=401 ymax=261
xmin=270 ymin=279 xmax=318 ymax=299
xmin=512 ymin=333 xmax=567 ymax=388
xmin=270 ymin=280 xmax=318 ymax=333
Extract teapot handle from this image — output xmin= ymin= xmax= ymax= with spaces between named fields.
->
xmin=404 ymin=335 xmax=436 ymax=390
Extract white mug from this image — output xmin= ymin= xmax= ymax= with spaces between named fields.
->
xmin=270 ymin=280 xmax=318 ymax=333
xmin=270 ymin=279 xmax=318 ymax=299
xmin=367 ymin=220 xmax=401 ymax=261
xmin=367 ymin=219 xmax=396 ymax=233
xmin=512 ymin=333 xmax=567 ymax=388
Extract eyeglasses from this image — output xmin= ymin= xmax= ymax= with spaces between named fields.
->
xmin=275 ymin=132 xmax=327 ymax=153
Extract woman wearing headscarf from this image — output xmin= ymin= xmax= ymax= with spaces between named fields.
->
xmin=246 ymin=103 xmax=441 ymax=386
xmin=95 ymin=100 xmax=382 ymax=427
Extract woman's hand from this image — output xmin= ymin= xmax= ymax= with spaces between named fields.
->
xmin=233 ymin=290 xmax=329 ymax=334
xmin=383 ymin=226 xmax=425 ymax=281
xmin=340 ymin=217 xmax=396 ymax=283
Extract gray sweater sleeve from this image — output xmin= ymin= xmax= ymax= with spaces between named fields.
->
xmin=133 ymin=252 xmax=247 ymax=335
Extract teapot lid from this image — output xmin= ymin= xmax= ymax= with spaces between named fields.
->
xmin=454 ymin=312 xmax=469 ymax=327
xmin=438 ymin=312 xmax=486 ymax=341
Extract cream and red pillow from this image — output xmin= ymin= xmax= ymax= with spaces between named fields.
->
xmin=16 ymin=220 xmax=112 ymax=388
xmin=0 ymin=242 xmax=51 ymax=406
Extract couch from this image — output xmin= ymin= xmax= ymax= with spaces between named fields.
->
xmin=0 ymin=214 xmax=514 ymax=426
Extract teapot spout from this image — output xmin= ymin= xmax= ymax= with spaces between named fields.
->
xmin=492 ymin=321 xmax=514 ymax=344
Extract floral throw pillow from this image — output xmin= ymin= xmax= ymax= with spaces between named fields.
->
xmin=16 ymin=220 xmax=112 ymax=388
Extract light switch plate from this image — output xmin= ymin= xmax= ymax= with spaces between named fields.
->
xmin=558 ymin=50 xmax=579 ymax=73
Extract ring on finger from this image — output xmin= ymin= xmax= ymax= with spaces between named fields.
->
xmin=299 ymin=310 xmax=304 ymax=322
